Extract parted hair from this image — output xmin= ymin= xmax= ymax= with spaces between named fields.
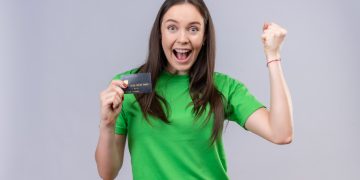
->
xmin=135 ymin=0 xmax=225 ymax=146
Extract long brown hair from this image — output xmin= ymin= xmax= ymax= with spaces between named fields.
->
xmin=135 ymin=0 xmax=225 ymax=146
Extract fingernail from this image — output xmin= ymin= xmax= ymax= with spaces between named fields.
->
xmin=124 ymin=80 xmax=128 ymax=87
xmin=263 ymin=23 xmax=269 ymax=31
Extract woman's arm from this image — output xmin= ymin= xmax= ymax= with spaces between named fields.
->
xmin=245 ymin=23 xmax=293 ymax=144
xmin=95 ymin=80 xmax=128 ymax=179
xmin=95 ymin=127 xmax=127 ymax=180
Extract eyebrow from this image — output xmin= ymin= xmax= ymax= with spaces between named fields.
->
xmin=163 ymin=19 xmax=202 ymax=25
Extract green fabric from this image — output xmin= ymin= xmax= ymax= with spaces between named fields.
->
xmin=113 ymin=69 xmax=265 ymax=180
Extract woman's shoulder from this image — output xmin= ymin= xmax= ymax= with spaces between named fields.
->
xmin=214 ymin=72 xmax=244 ymax=86
xmin=213 ymin=71 xmax=249 ymax=96
xmin=112 ymin=68 xmax=140 ymax=80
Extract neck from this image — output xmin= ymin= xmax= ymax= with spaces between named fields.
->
xmin=165 ymin=66 xmax=188 ymax=75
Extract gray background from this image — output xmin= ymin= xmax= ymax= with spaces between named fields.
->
xmin=1 ymin=0 xmax=359 ymax=179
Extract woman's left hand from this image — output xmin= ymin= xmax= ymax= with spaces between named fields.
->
xmin=261 ymin=22 xmax=287 ymax=61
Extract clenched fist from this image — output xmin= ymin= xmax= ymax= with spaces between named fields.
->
xmin=261 ymin=22 xmax=287 ymax=61
xmin=99 ymin=80 xmax=128 ymax=129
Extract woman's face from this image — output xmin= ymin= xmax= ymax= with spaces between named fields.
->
xmin=161 ymin=3 xmax=205 ymax=75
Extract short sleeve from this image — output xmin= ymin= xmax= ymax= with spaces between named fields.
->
xmin=216 ymin=74 xmax=265 ymax=129
xmin=115 ymin=109 xmax=128 ymax=135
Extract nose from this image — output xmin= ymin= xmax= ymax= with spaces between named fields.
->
xmin=177 ymin=30 xmax=189 ymax=44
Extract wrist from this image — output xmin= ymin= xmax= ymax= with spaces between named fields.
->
xmin=99 ymin=120 xmax=115 ymax=132
xmin=99 ymin=126 xmax=115 ymax=136
xmin=266 ymin=58 xmax=281 ymax=67
xmin=265 ymin=52 xmax=281 ymax=62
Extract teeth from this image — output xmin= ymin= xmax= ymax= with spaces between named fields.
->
xmin=174 ymin=49 xmax=191 ymax=53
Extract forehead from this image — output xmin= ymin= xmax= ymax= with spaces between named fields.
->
xmin=162 ymin=3 xmax=204 ymax=24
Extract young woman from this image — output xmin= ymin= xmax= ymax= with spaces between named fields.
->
xmin=95 ymin=0 xmax=293 ymax=179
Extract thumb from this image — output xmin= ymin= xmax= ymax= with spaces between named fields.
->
xmin=114 ymin=105 xmax=122 ymax=116
xmin=263 ymin=22 xmax=270 ymax=32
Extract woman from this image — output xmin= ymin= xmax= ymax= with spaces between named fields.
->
xmin=96 ymin=0 xmax=293 ymax=179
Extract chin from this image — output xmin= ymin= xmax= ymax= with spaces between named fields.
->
xmin=167 ymin=61 xmax=193 ymax=74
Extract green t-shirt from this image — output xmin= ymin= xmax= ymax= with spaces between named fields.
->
xmin=113 ymin=69 xmax=264 ymax=180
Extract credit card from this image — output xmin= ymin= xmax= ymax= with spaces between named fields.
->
xmin=120 ymin=73 xmax=152 ymax=94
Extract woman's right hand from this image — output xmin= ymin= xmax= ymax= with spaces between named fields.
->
xmin=99 ymin=80 xmax=128 ymax=128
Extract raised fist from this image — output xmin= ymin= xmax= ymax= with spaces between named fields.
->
xmin=261 ymin=22 xmax=287 ymax=61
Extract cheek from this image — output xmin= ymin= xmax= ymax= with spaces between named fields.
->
xmin=161 ymin=34 xmax=174 ymax=51
xmin=195 ymin=41 xmax=203 ymax=49
xmin=161 ymin=38 xmax=170 ymax=56
xmin=191 ymin=35 xmax=205 ymax=50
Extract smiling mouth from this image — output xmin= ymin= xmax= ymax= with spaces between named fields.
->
xmin=173 ymin=49 xmax=192 ymax=61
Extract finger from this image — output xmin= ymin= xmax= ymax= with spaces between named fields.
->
xmin=103 ymin=94 xmax=121 ymax=110
xmin=279 ymin=28 xmax=287 ymax=36
xmin=112 ymin=97 xmax=123 ymax=110
xmin=100 ymin=89 xmax=111 ymax=98
xmin=114 ymin=107 xmax=121 ymax=114
xmin=263 ymin=33 xmax=275 ymax=46
xmin=112 ymin=95 xmax=122 ymax=109
xmin=103 ymin=93 xmax=123 ymax=108
xmin=102 ymin=93 xmax=122 ymax=109
xmin=263 ymin=27 xmax=275 ymax=35
xmin=102 ymin=85 xmax=123 ymax=100
xmin=274 ymin=31 xmax=282 ymax=37
xmin=266 ymin=23 xmax=282 ymax=32
xmin=110 ymin=84 xmax=124 ymax=96
xmin=101 ymin=87 xmax=115 ymax=99
xmin=262 ymin=32 xmax=273 ymax=40
xmin=114 ymin=95 xmax=122 ymax=105
xmin=113 ymin=97 xmax=119 ymax=109
xmin=264 ymin=22 xmax=281 ymax=32
xmin=270 ymin=23 xmax=283 ymax=29
xmin=101 ymin=92 xmax=118 ymax=102
xmin=111 ymin=80 xmax=128 ymax=89
xmin=268 ymin=23 xmax=285 ymax=34
xmin=268 ymin=22 xmax=280 ymax=29
xmin=114 ymin=102 xmax=122 ymax=114
xmin=261 ymin=34 xmax=267 ymax=43
xmin=268 ymin=26 xmax=282 ymax=35
xmin=263 ymin=22 xmax=270 ymax=31
xmin=102 ymin=98 xmax=116 ymax=108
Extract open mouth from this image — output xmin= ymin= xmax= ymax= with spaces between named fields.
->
xmin=172 ymin=48 xmax=192 ymax=62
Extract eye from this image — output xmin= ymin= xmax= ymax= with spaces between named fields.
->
xmin=167 ymin=25 xmax=177 ymax=32
xmin=189 ymin=26 xmax=199 ymax=33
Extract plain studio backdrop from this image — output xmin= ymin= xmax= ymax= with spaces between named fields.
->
xmin=1 ymin=0 xmax=359 ymax=179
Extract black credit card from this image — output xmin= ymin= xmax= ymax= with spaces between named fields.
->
xmin=120 ymin=73 xmax=152 ymax=94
